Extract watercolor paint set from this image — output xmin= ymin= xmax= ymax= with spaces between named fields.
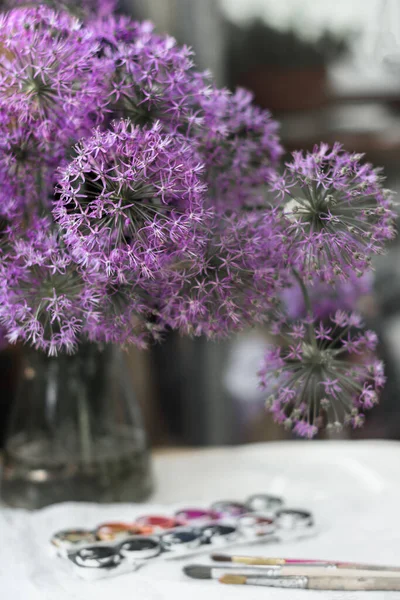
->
xmin=50 ymin=494 xmax=317 ymax=580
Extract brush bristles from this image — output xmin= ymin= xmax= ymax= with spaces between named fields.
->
xmin=212 ymin=554 xmax=231 ymax=562
xmin=212 ymin=553 xmax=279 ymax=566
xmin=183 ymin=565 xmax=212 ymax=580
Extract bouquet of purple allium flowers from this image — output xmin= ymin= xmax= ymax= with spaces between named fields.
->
xmin=0 ymin=2 xmax=396 ymax=437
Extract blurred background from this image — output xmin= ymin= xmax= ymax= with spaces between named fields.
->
xmin=2 ymin=0 xmax=400 ymax=448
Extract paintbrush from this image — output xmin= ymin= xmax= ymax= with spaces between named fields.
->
xmin=212 ymin=553 xmax=400 ymax=572
xmin=184 ymin=564 xmax=279 ymax=580
xmin=219 ymin=573 xmax=400 ymax=591
xmin=184 ymin=564 xmax=400 ymax=581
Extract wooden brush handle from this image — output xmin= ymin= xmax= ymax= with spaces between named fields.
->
xmin=281 ymin=567 xmax=400 ymax=578
xmin=308 ymin=576 xmax=400 ymax=591
xmin=222 ymin=575 xmax=400 ymax=591
xmin=230 ymin=556 xmax=400 ymax=572
xmin=338 ymin=563 xmax=400 ymax=572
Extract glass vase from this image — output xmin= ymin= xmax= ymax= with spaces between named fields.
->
xmin=0 ymin=343 xmax=153 ymax=509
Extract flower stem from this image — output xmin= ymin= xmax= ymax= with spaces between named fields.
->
xmin=292 ymin=268 xmax=317 ymax=348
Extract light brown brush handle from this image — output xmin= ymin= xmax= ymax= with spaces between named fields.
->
xmin=232 ymin=557 xmax=284 ymax=566
xmin=308 ymin=576 xmax=400 ymax=591
xmin=213 ymin=566 xmax=400 ymax=580
xmin=337 ymin=562 xmax=400 ymax=572
xmin=279 ymin=567 xmax=400 ymax=578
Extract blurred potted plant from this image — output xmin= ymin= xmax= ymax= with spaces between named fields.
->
xmin=226 ymin=19 xmax=349 ymax=112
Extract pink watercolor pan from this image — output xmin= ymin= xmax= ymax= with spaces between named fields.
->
xmin=174 ymin=508 xmax=221 ymax=524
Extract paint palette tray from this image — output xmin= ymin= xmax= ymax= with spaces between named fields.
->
xmin=50 ymin=494 xmax=317 ymax=580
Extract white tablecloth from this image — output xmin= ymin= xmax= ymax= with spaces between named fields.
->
xmin=2 ymin=440 xmax=400 ymax=600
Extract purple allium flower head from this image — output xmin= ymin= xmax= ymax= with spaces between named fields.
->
xmin=0 ymin=179 xmax=23 ymax=222
xmin=197 ymin=88 xmax=283 ymax=211
xmin=155 ymin=209 xmax=289 ymax=337
xmin=274 ymin=143 xmax=396 ymax=282
xmin=0 ymin=110 xmax=64 ymax=217
xmin=95 ymin=17 xmax=204 ymax=130
xmin=259 ymin=311 xmax=385 ymax=438
xmin=0 ymin=217 xmax=101 ymax=355
xmin=54 ymin=119 xmax=208 ymax=281
xmin=0 ymin=7 xmax=106 ymax=141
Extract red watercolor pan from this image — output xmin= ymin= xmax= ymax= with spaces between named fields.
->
xmin=135 ymin=515 xmax=184 ymax=531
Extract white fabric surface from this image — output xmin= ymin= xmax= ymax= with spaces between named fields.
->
xmin=2 ymin=440 xmax=400 ymax=599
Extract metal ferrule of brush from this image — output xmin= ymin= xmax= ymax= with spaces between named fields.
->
xmin=246 ymin=576 xmax=309 ymax=589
